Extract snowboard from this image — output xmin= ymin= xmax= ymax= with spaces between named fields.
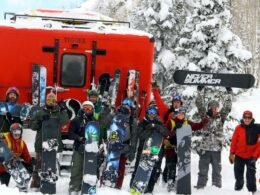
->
xmin=173 ymin=70 xmax=255 ymax=89
xmin=32 ymin=64 xmax=40 ymax=106
xmin=40 ymin=117 xmax=59 ymax=194
xmin=108 ymin=69 xmax=121 ymax=108
xmin=81 ymin=121 xmax=100 ymax=195
xmin=39 ymin=66 xmax=47 ymax=107
xmin=130 ymin=130 xmax=162 ymax=194
xmin=101 ymin=114 xmax=127 ymax=187
xmin=176 ymin=125 xmax=192 ymax=194
xmin=133 ymin=70 xmax=140 ymax=118
xmin=0 ymin=136 xmax=31 ymax=191
xmin=126 ymin=69 xmax=137 ymax=99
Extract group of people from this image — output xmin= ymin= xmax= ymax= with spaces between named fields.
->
xmin=0 ymin=83 xmax=259 ymax=194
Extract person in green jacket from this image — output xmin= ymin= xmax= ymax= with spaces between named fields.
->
xmin=29 ymin=92 xmax=69 ymax=189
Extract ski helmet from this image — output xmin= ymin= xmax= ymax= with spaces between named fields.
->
xmin=172 ymin=95 xmax=182 ymax=102
xmin=82 ymin=101 xmax=94 ymax=116
xmin=6 ymin=87 xmax=20 ymax=102
xmin=122 ymin=98 xmax=133 ymax=108
xmin=10 ymin=123 xmax=23 ymax=138
xmin=146 ymin=106 xmax=158 ymax=115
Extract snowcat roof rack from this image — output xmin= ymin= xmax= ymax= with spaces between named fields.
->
xmin=4 ymin=12 xmax=131 ymax=28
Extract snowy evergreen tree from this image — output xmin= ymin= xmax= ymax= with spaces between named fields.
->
xmin=166 ymin=0 xmax=252 ymax=149
xmin=131 ymin=0 xmax=186 ymax=90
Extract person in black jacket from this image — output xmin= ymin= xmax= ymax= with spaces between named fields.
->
xmin=68 ymin=101 xmax=97 ymax=193
xmin=130 ymin=105 xmax=169 ymax=193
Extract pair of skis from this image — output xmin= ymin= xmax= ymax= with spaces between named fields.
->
xmin=32 ymin=63 xmax=47 ymax=107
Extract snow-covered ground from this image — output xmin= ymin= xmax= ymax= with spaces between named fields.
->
xmin=2 ymin=89 xmax=260 ymax=195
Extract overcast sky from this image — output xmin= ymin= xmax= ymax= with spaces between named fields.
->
xmin=0 ymin=0 xmax=85 ymax=19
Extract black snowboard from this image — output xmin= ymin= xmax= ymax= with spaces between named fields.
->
xmin=0 ymin=137 xmax=31 ymax=190
xmin=40 ymin=117 xmax=59 ymax=194
xmin=82 ymin=121 xmax=100 ymax=195
xmin=176 ymin=125 xmax=192 ymax=194
xmin=173 ymin=70 xmax=255 ymax=89
xmin=130 ymin=130 xmax=162 ymax=194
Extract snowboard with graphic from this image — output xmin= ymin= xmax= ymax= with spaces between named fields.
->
xmin=101 ymin=114 xmax=127 ymax=187
xmin=81 ymin=121 xmax=100 ymax=195
xmin=40 ymin=117 xmax=59 ymax=194
xmin=0 ymin=137 xmax=31 ymax=191
xmin=173 ymin=70 xmax=255 ymax=89
xmin=130 ymin=130 xmax=162 ymax=194
xmin=176 ymin=125 xmax=192 ymax=194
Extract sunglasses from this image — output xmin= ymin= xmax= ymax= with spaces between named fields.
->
xmin=243 ymin=117 xmax=252 ymax=120
xmin=83 ymin=105 xmax=93 ymax=112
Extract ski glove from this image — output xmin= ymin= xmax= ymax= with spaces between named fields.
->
xmin=197 ymin=85 xmax=205 ymax=91
xmin=128 ymin=147 xmax=136 ymax=162
xmin=151 ymin=81 xmax=159 ymax=89
xmin=0 ymin=156 xmax=4 ymax=164
xmin=229 ymin=154 xmax=234 ymax=164
xmin=79 ymin=137 xmax=86 ymax=144
xmin=58 ymin=100 xmax=67 ymax=111
xmin=226 ymin=87 xmax=232 ymax=94
xmin=249 ymin=157 xmax=257 ymax=164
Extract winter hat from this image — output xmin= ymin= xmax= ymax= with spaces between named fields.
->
xmin=208 ymin=100 xmax=219 ymax=108
xmin=243 ymin=110 xmax=253 ymax=118
xmin=88 ymin=90 xmax=99 ymax=97
xmin=122 ymin=98 xmax=133 ymax=108
xmin=6 ymin=87 xmax=20 ymax=101
xmin=82 ymin=101 xmax=94 ymax=109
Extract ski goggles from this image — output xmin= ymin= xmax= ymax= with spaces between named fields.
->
xmin=146 ymin=107 xmax=158 ymax=115
xmin=83 ymin=105 xmax=93 ymax=112
xmin=172 ymin=95 xmax=182 ymax=101
xmin=12 ymin=129 xmax=22 ymax=136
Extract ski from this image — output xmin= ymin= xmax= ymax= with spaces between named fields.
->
xmin=32 ymin=64 xmax=40 ymax=106
xmin=39 ymin=66 xmax=47 ymax=107
xmin=173 ymin=70 xmax=255 ymax=89
xmin=108 ymin=69 xmax=121 ymax=109
xmin=81 ymin=121 xmax=100 ymax=195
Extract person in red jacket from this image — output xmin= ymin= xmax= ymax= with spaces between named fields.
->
xmin=0 ymin=123 xmax=33 ymax=186
xmin=152 ymin=82 xmax=183 ymax=183
xmin=229 ymin=110 xmax=260 ymax=193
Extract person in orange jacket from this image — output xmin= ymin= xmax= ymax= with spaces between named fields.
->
xmin=0 ymin=123 xmax=33 ymax=186
xmin=229 ymin=110 xmax=260 ymax=193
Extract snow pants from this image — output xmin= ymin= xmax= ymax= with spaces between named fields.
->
xmin=196 ymin=150 xmax=221 ymax=188
xmin=30 ymin=152 xmax=41 ymax=188
xmin=69 ymin=150 xmax=84 ymax=191
xmin=165 ymin=154 xmax=177 ymax=183
xmin=0 ymin=172 xmax=11 ymax=186
xmin=234 ymin=155 xmax=256 ymax=192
